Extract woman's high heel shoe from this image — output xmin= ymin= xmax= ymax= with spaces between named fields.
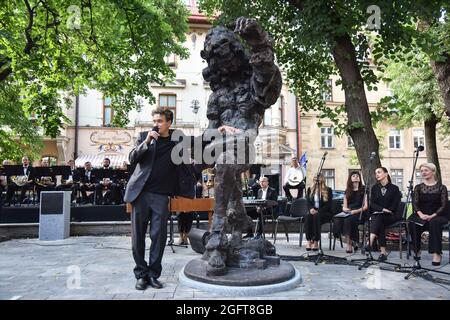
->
xmin=432 ymin=254 xmax=442 ymax=266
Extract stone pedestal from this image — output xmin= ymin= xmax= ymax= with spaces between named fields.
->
xmin=39 ymin=191 xmax=71 ymax=241
xmin=180 ymin=258 xmax=301 ymax=296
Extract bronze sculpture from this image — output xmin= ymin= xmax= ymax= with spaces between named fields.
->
xmin=201 ymin=17 xmax=282 ymax=276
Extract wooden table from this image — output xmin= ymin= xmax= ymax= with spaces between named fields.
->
xmin=126 ymin=197 xmax=215 ymax=228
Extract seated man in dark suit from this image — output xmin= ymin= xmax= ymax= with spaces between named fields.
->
xmin=55 ymin=159 xmax=80 ymax=202
xmin=5 ymin=156 xmax=34 ymax=205
xmin=79 ymin=161 xmax=97 ymax=204
xmin=244 ymin=176 xmax=278 ymax=239
xmin=95 ymin=158 xmax=121 ymax=205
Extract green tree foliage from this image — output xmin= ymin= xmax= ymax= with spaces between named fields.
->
xmin=383 ymin=53 xmax=446 ymax=129
xmin=382 ymin=52 xmax=448 ymax=181
xmin=0 ymin=0 xmax=189 ymax=161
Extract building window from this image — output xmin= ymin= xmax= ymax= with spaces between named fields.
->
xmin=158 ymin=94 xmax=177 ymax=124
xmin=41 ymin=156 xmax=57 ymax=166
xmin=322 ymin=79 xmax=332 ymax=102
xmin=415 ymin=169 xmax=423 ymax=185
xmin=164 ymin=53 xmax=177 ymax=68
xmin=388 ymin=129 xmax=402 ymax=149
xmin=321 ymin=169 xmax=335 ymax=190
xmin=321 ymin=127 xmax=334 ymax=148
xmin=413 ymin=129 xmax=425 ymax=149
xmin=347 ymin=136 xmax=354 ymax=148
xmin=391 ymin=169 xmax=404 ymax=191
xmin=103 ymin=97 xmax=113 ymax=126
xmin=279 ymin=95 xmax=285 ymax=127
xmin=263 ymin=105 xmax=272 ymax=126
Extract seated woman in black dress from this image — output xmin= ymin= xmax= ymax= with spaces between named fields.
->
xmin=368 ymin=167 xmax=402 ymax=262
xmin=305 ymin=174 xmax=333 ymax=251
xmin=333 ymin=171 xmax=368 ymax=253
xmin=410 ymin=162 xmax=448 ymax=266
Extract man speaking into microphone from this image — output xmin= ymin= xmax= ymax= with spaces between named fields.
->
xmin=124 ymin=107 xmax=199 ymax=291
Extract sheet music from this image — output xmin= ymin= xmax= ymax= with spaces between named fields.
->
xmin=334 ymin=211 xmax=352 ymax=218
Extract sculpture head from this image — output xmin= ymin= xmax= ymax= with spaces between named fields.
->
xmin=201 ymin=26 xmax=252 ymax=90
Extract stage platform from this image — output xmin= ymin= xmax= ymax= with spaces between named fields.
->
xmin=0 ymin=204 xmax=130 ymax=223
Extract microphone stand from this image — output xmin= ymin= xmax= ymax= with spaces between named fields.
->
xmin=396 ymin=147 xmax=450 ymax=280
xmin=308 ymin=152 xmax=350 ymax=265
xmin=351 ymin=154 xmax=377 ymax=268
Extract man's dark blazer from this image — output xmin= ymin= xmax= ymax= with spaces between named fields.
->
xmin=80 ymin=170 xmax=97 ymax=184
xmin=257 ymin=187 xmax=278 ymax=202
xmin=124 ymin=129 xmax=201 ymax=204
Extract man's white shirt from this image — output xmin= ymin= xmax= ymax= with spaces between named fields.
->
xmin=261 ymin=188 xmax=268 ymax=200
xmin=284 ymin=166 xmax=304 ymax=184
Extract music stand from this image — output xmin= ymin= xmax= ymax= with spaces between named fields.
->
xmin=53 ymin=166 xmax=78 ymax=203
xmin=33 ymin=166 xmax=54 ymax=182
xmin=3 ymin=165 xmax=25 ymax=177
xmin=51 ymin=165 xmax=71 ymax=178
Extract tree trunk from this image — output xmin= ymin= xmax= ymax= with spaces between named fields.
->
xmin=430 ymin=54 xmax=450 ymax=123
xmin=0 ymin=67 xmax=12 ymax=82
xmin=424 ymin=115 xmax=442 ymax=182
xmin=332 ymin=34 xmax=382 ymax=187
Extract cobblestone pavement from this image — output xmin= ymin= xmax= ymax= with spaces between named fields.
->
xmin=1 ymin=235 xmax=449 ymax=300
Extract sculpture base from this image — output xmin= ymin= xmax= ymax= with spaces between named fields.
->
xmin=179 ymin=258 xmax=301 ymax=296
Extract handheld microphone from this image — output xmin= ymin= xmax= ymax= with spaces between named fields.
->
xmin=416 ymin=145 xmax=424 ymax=152
xmin=323 ymin=151 xmax=328 ymax=158
xmin=369 ymin=152 xmax=376 ymax=160
xmin=150 ymin=126 xmax=159 ymax=145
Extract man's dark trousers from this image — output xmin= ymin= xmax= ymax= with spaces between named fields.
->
xmin=131 ymin=190 xmax=169 ymax=280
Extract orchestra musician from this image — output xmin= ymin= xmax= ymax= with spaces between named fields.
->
xmin=283 ymin=157 xmax=306 ymax=201
xmin=5 ymin=156 xmax=34 ymax=206
xmin=55 ymin=159 xmax=80 ymax=202
xmin=79 ymin=161 xmax=97 ymax=204
xmin=95 ymin=158 xmax=121 ymax=205
xmin=35 ymin=159 xmax=56 ymax=202
xmin=243 ymin=176 xmax=278 ymax=239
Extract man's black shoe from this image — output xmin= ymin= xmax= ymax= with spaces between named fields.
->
xmin=148 ymin=277 xmax=163 ymax=289
xmin=135 ymin=278 xmax=147 ymax=290
xmin=378 ymin=254 xmax=387 ymax=262
xmin=252 ymin=234 xmax=262 ymax=240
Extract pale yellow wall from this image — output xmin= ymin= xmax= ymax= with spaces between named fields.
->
xmin=300 ymin=111 xmax=450 ymax=192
